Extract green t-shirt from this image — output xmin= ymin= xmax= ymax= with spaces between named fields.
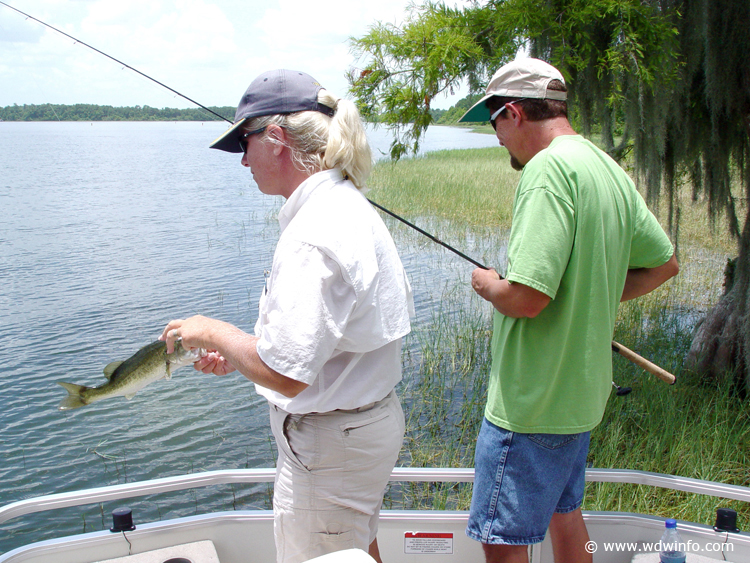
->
xmin=486 ymin=135 xmax=674 ymax=433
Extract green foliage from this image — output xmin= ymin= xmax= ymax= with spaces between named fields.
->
xmin=349 ymin=0 xmax=680 ymax=159
xmin=661 ymin=0 xmax=750 ymax=379
xmin=350 ymin=0 xmax=750 ymax=234
xmin=369 ymin=147 xmax=517 ymax=227
xmin=352 ymin=0 xmax=750 ymax=380
xmin=0 ymin=104 xmax=235 ymax=122
xmin=434 ymin=93 xmax=484 ymax=124
xmin=513 ymin=0 xmax=681 ymax=160
xmin=349 ymin=2 xmax=518 ymax=159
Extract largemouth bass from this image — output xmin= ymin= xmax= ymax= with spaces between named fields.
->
xmin=57 ymin=340 xmax=206 ymax=410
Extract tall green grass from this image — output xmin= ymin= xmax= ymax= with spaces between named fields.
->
xmin=370 ymin=145 xmax=750 ymax=528
xmin=369 ymin=148 xmax=517 ymax=227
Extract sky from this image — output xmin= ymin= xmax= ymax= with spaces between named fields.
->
xmin=0 ymin=0 xmax=468 ymax=111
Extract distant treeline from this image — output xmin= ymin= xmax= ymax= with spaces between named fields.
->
xmin=364 ymin=93 xmax=484 ymax=125
xmin=430 ymin=93 xmax=484 ymax=124
xmin=0 ymin=104 xmax=235 ymax=122
xmin=0 ymin=97 xmax=482 ymax=125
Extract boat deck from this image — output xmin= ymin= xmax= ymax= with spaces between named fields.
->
xmin=1 ymin=468 xmax=749 ymax=563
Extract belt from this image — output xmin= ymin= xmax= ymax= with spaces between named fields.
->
xmin=271 ymin=390 xmax=392 ymax=416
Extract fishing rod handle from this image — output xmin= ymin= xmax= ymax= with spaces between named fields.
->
xmin=611 ymin=341 xmax=676 ymax=385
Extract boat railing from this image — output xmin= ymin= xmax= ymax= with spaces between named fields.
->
xmin=1 ymin=467 xmax=749 ymax=526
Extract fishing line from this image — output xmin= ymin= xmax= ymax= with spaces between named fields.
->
xmin=2 ymin=2 xmax=672 ymax=385
xmin=0 ymin=1 xmax=230 ymax=123
xmin=1 ymin=1 xmax=486 ymax=270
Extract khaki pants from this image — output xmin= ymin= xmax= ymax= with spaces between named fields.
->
xmin=268 ymin=390 xmax=405 ymax=563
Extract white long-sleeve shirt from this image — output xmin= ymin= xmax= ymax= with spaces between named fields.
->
xmin=254 ymin=169 xmax=413 ymax=413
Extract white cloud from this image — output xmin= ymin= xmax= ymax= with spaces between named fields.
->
xmin=0 ymin=0 xmax=464 ymax=109
xmin=251 ymin=0 xmax=411 ymax=99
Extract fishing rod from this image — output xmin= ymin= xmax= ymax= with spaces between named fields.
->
xmin=376 ymin=197 xmax=676 ymax=386
xmin=367 ymin=200 xmax=488 ymax=269
xmin=0 ymin=1 xmax=489 ymax=271
xmin=0 ymin=1 xmax=228 ymax=124
xmin=3 ymin=2 xmax=676 ymax=386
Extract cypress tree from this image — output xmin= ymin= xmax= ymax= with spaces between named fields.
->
xmin=675 ymin=0 xmax=750 ymax=389
xmin=351 ymin=0 xmax=750 ymax=391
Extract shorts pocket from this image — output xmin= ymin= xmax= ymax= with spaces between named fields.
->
xmin=311 ymin=529 xmax=355 ymax=550
xmin=339 ymin=412 xmax=390 ymax=435
xmin=282 ymin=414 xmax=314 ymax=472
xmin=527 ymin=432 xmax=579 ymax=450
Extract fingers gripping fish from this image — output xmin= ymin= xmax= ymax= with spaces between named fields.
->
xmin=57 ymin=340 xmax=206 ymax=410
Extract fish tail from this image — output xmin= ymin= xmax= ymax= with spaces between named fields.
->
xmin=57 ymin=382 xmax=90 ymax=410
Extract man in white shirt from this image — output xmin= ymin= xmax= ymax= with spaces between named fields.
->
xmin=162 ymin=69 xmax=413 ymax=563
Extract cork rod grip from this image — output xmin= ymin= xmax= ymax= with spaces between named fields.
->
xmin=611 ymin=341 xmax=676 ymax=385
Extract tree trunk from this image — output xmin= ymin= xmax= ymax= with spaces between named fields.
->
xmin=684 ymin=268 xmax=744 ymax=387
xmin=686 ymin=210 xmax=750 ymax=393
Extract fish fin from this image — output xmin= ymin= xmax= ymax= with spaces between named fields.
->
xmin=103 ymin=361 xmax=124 ymax=380
xmin=164 ymin=363 xmax=173 ymax=381
xmin=125 ymin=393 xmax=136 ymax=400
xmin=56 ymin=382 xmax=89 ymax=410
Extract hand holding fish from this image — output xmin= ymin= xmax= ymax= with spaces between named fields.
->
xmin=161 ymin=315 xmax=225 ymax=354
xmin=194 ymin=351 xmax=236 ymax=376
xmin=161 ymin=316 xmax=237 ymax=376
xmin=162 ymin=316 xmax=309 ymax=397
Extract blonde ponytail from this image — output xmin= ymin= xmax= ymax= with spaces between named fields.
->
xmin=245 ymin=90 xmax=372 ymax=191
xmin=319 ymin=92 xmax=372 ymax=190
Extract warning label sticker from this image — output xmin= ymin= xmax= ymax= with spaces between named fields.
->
xmin=404 ymin=532 xmax=454 ymax=554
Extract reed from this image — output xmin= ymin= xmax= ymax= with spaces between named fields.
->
xmin=370 ymin=145 xmax=750 ymax=528
xmin=369 ymin=148 xmax=517 ymax=227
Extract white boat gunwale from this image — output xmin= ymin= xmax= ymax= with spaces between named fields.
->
xmin=2 ymin=468 xmax=750 ymax=563
xmin=2 ymin=467 xmax=750 ymax=526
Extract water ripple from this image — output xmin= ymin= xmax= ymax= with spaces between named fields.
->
xmin=0 ymin=121 xmax=499 ymax=553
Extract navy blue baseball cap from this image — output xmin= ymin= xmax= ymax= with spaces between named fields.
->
xmin=210 ymin=69 xmax=335 ymax=153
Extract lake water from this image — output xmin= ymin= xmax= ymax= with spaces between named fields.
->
xmin=0 ymin=121 xmax=502 ymax=553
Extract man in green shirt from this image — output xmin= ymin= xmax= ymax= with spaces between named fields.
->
xmin=459 ymin=58 xmax=678 ymax=563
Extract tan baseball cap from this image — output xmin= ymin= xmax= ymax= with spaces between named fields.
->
xmin=459 ymin=58 xmax=566 ymax=123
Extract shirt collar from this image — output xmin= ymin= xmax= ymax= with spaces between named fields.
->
xmin=278 ymin=168 xmax=346 ymax=232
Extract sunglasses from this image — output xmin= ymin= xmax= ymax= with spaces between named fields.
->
xmin=489 ymin=100 xmax=526 ymax=130
xmin=489 ymin=106 xmax=507 ymax=131
xmin=239 ymin=126 xmax=267 ymax=154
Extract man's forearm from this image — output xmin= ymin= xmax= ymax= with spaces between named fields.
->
xmin=621 ymin=254 xmax=679 ymax=302
xmin=471 ymin=268 xmax=551 ymax=318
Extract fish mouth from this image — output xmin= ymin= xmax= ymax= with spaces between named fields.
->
xmin=181 ymin=347 xmax=207 ymax=364
xmin=191 ymin=348 xmax=207 ymax=360
xmin=168 ymin=343 xmax=206 ymax=366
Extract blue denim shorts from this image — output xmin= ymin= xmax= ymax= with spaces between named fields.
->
xmin=466 ymin=418 xmax=590 ymax=545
